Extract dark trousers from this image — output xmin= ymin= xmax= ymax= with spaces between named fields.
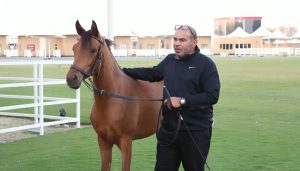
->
xmin=154 ymin=127 xmax=212 ymax=171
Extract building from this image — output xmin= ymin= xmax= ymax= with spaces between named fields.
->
xmin=2 ymin=16 xmax=300 ymax=57
xmin=0 ymin=33 xmax=212 ymax=58
xmin=114 ymin=34 xmax=211 ymax=57
xmin=0 ymin=35 xmax=77 ymax=57
xmin=214 ymin=17 xmax=262 ymax=36
xmin=213 ymin=16 xmax=265 ymax=55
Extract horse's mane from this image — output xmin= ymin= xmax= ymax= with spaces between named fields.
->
xmin=104 ymin=39 xmax=121 ymax=69
xmin=104 ymin=39 xmax=113 ymax=53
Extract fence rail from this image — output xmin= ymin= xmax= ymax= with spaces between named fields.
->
xmin=234 ymin=48 xmax=300 ymax=56
xmin=0 ymin=60 xmax=80 ymax=135
xmin=112 ymin=48 xmax=211 ymax=57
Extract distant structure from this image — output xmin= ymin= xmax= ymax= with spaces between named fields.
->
xmin=214 ymin=17 xmax=262 ymax=36
xmin=2 ymin=16 xmax=300 ymax=57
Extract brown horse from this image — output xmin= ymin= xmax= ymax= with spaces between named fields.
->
xmin=66 ymin=20 xmax=163 ymax=171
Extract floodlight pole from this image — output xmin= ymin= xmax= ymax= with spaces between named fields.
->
xmin=107 ymin=0 xmax=114 ymax=40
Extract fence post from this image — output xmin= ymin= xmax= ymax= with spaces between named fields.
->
xmin=38 ymin=63 xmax=44 ymax=135
xmin=76 ymin=88 xmax=81 ymax=128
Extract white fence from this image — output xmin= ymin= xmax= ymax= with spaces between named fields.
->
xmin=4 ymin=49 xmax=19 ymax=57
xmin=53 ymin=50 xmax=61 ymax=58
xmin=235 ymin=48 xmax=300 ymax=56
xmin=112 ymin=48 xmax=211 ymax=57
xmin=294 ymin=48 xmax=300 ymax=55
xmin=24 ymin=50 xmax=32 ymax=58
xmin=36 ymin=49 xmax=46 ymax=58
xmin=0 ymin=60 xmax=80 ymax=135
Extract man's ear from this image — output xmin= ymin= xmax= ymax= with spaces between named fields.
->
xmin=194 ymin=39 xmax=198 ymax=46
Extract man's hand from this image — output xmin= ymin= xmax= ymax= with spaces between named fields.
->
xmin=164 ymin=97 xmax=181 ymax=109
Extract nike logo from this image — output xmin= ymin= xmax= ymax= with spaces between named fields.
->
xmin=188 ymin=66 xmax=196 ymax=69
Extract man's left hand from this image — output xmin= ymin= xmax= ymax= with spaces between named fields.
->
xmin=164 ymin=97 xmax=181 ymax=109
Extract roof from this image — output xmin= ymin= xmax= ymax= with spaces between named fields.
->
xmin=268 ymin=29 xmax=288 ymax=39
xmin=291 ymin=31 xmax=300 ymax=38
xmin=226 ymin=27 xmax=249 ymax=37
xmin=250 ymin=27 xmax=272 ymax=37
xmin=234 ymin=16 xmax=262 ymax=20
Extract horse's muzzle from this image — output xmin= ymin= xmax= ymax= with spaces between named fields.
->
xmin=66 ymin=73 xmax=82 ymax=89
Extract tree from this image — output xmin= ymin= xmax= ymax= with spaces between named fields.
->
xmin=278 ymin=25 xmax=298 ymax=37
xmin=266 ymin=27 xmax=276 ymax=33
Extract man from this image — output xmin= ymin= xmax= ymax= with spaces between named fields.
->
xmin=123 ymin=25 xmax=220 ymax=171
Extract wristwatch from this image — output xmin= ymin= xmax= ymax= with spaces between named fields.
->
xmin=180 ymin=97 xmax=186 ymax=105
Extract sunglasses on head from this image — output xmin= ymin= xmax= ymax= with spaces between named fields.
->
xmin=174 ymin=25 xmax=197 ymax=39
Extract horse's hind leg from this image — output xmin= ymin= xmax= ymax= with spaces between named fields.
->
xmin=118 ymin=137 xmax=132 ymax=171
xmin=98 ymin=136 xmax=113 ymax=171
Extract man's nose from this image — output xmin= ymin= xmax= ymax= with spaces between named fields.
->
xmin=174 ymin=40 xmax=180 ymax=46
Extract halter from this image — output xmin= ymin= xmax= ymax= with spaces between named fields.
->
xmin=70 ymin=36 xmax=104 ymax=78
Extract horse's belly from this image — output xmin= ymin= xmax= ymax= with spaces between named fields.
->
xmin=94 ymin=125 xmax=121 ymax=143
xmin=91 ymin=116 xmax=123 ymax=143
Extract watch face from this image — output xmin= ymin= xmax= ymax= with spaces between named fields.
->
xmin=180 ymin=98 xmax=186 ymax=104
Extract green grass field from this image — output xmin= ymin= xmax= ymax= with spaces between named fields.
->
xmin=0 ymin=57 xmax=300 ymax=171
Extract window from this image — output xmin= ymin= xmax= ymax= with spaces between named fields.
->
xmin=200 ymin=44 xmax=208 ymax=49
xmin=119 ymin=44 xmax=126 ymax=49
xmin=8 ymin=43 xmax=17 ymax=49
xmin=147 ymin=44 xmax=155 ymax=49
xmin=160 ymin=40 xmax=165 ymax=48
xmin=132 ymin=42 xmax=138 ymax=49
xmin=220 ymin=44 xmax=233 ymax=49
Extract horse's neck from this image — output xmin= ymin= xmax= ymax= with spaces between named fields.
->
xmin=94 ymin=47 xmax=123 ymax=89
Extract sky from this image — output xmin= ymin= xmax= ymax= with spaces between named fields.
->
xmin=1 ymin=0 xmax=299 ymax=36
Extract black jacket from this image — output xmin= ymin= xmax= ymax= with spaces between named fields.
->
xmin=123 ymin=47 xmax=220 ymax=130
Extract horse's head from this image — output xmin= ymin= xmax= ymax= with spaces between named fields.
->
xmin=66 ymin=20 xmax=104 ymax=89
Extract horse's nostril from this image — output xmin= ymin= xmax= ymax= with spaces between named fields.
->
xmin=66 ymin=74 xmax=81 ymax=89
xmin=73 ymin=74 xmax=78 ymax=81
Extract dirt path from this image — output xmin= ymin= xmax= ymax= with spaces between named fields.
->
xmin=0 ymin=116 xmax=88 ymax=144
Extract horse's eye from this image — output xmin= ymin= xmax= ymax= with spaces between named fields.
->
xmin=90 ymin=48 xmax=97 ymax=53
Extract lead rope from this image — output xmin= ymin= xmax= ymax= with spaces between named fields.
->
xmin=155 ymin=103 xmax=181 ymax=147
xmin=163 ymin=86 xmax=211 ymax=171
xmin=83 ymin=77 xmax=164 ymax=101
xmin=173 ymin=109 xmax=211 ymax=171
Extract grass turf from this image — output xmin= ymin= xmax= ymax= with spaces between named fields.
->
xmin=1 ymin=57 xmax=300 ymax=170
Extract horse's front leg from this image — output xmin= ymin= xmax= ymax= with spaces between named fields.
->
xmin=98 ymin=136 xmax=113 ymax=171
xmin=118 ymin=137 xmax=132 ymax=171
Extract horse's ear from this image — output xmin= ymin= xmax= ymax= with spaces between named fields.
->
xmin=91 ymin=20 xmax=99 ymax=37
xmin=76 ymin=20 xmax=86 ymax=36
